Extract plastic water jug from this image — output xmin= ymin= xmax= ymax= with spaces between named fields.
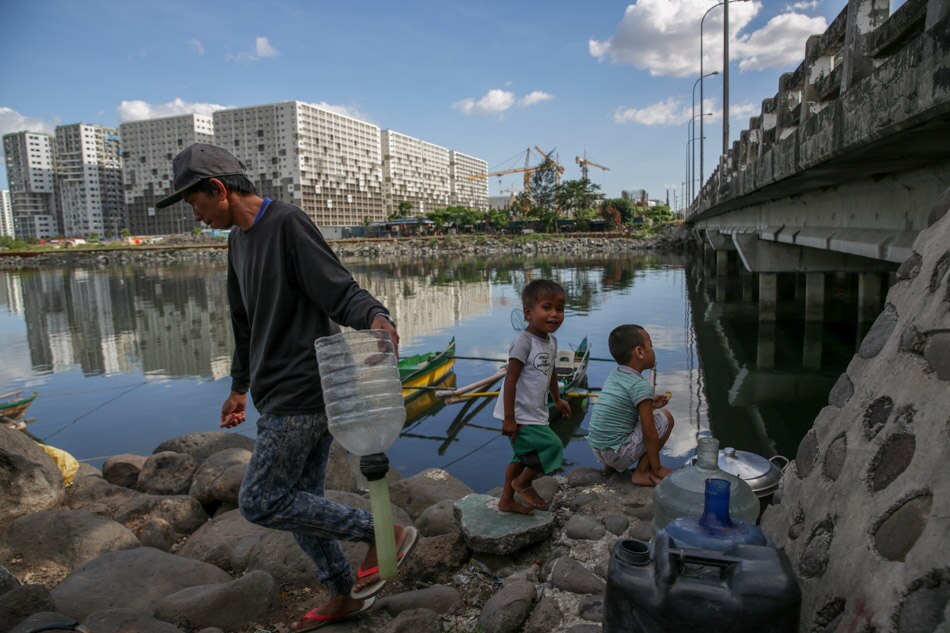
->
xmin=653 ymin=437 xmax=759 ymax=532
xmin=315 ymin=329 xmax=405 ymax=579
xmin=603 ymin=536 xmax=801 ymax=633
xmin=659 ymin=478 xmax=768 ymax=551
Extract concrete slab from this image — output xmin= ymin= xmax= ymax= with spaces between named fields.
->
xmin=795 ymin=227 xmax=838 ymax=251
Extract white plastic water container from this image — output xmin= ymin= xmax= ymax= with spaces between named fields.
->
xmin=314 ymin=330 xmax=406 ymax=456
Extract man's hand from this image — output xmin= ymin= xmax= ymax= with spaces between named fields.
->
xmin=554 ymin=398 xmax=571 ymax=417
xmin=220 ymin=391 xmax=247 ymax=428
xmin=371 ymin=314 xmax=400 ymax=360
xmin=652 ymin=465 xmax=673 ymax=479
xmin=502 ymin=417 xmax=520 ymax=439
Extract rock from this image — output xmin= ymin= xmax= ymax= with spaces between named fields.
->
xmin=571 ymin=491 xmax=600 ymax=510
xmin=0 ymin=565 xmax=20 ymax=594
xmin=0 ymin=585 xmax=57 ymax=632
xmin=454 ymin=494 xmax=555 ymax=556
xmin=154 ymin=570 xmax=280 ymax=629
xmin=327 ymin=490 xmax=412 ymax=530
xmin=237 ymin=530 xmax=322 ymax=587
xmin=65 ymin=475 xmax=141 ymax=517
xmin=477 ymin=581 xmax=537 ymax=633
xmin=8 ymin=612 xmax=72 ymax=633
xmin=402 ymin=532 xmax=471 ymax=583
xmin=197 ymin=628 xmax=224 ymax=633
xmin=189 ymin=448 xmax=251 ymax=506
xmin=486 ymin=486 xmax=503 ymax=498
xmin=383 ymin=608 xmax=442 ymax=633
xmin=324 ymin=441 xmax=360 ymax=493
xmin=137 ymin=452 xmax=198 ymax=495
xmin=567 ymin=625 xmax=602 ymax=633
xmin=415 ymin=499 xmax=460 ymax=537
xmin=604 ymin=516 xmax=630 ymax=536
xmin=75 ymin=463 xmax=102 ymax=480
xmin=114 ymin=494 xmax=208 ymax=537
xmin=84 ymin=608 xmax=182 ymax=633
xmin=565 ymin=515 xmax=606 ymax=540
xmin=153 ymin=432 xmax=255 ymax=465
xmin=0 ymin=510 xmax=140 ymax=570
xmin=626 ymin=521 xmax=653 ymax=541
xmin=549 ymin=557 xmax=606 ymax=594
xmin=102 ymin=454 xmax=149 ymax=489
xmin=377 ymin=585 xmax=462 ymax=615
xmin=525 ymin=595 xmax=562 ymax=633
xmin=133 ymin=517 xmax=178 ymax=551
xmin=51 ymin=547 xmax=231 ymax=620
xmin=390 ymin=468 xmax=474 ymax=520
xmin=529 ymin=476 xmax=559 ymax=503
xmin=578 ymin=596 xmax=604 ymax=622
xmin=566 ymin=468 xmax=603 ymax=487
xmin=0 ymin=425 xmax=66 ymax=529
xmin=179 ymin=509 xmax=268 ymax=572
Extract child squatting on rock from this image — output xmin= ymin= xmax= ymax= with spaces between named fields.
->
xmin=586 ymin=324 xmax=675 ymax=486
xmin=494 ymin=279 xmax=572 ymax=515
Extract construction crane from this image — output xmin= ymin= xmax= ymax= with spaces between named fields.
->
xmin=534 ymin=146 xmax=565 ymax=186
xmin=575 ymin=154 xmax=610 ymax=181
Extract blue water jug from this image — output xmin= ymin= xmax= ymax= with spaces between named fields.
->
xmin=659 ymin=478 xmax=769 ymax=551
xmin=603 ymin=536 xmax=801 ymax=633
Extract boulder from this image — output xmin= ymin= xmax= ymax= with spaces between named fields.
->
xmin=415 ymin=499 xmax=460 ymax=537
xmin=84 ymin=608 xmax=182 ymax=633
xmin=327 ymin=490 xmax=412 ymax=529
xmin=324 ymin=441 xmax=360 ymax=493
xmin=51 ymin=547 xmax=231 ymax=620
xmin=531 ymin=476 xmax=559 ymax=503
xmin=8 ymin=612 xmax=72 ymax=633
xmin=548 ymin=557 xmax=605 ymax=594
xmin=383 ymin=608 xmax=442 ymax=633
xmin=102 ymin=454 xmax=149 ymax=489
xmin=0 ymin=425 xmax=66 ymax=529
xmin=114 ymin=494 xmax=209 ymax=537
xmin=477 ymin=581 xmax=537 ymax=633
xmin=137 ymin=452 xmax=198 ymax=495
xmin=565 ymin=514 xmax=606 ymax=540
xmin=0 ymin=585 xmax=57 ymax=632
xmin=0 ymin=565 xmax=20 ymax=594
xmin=402 ymin=532 xmax=471 ymax=584
xmin=188 ymin=448 xmax=251 ymax=506
xmin=566 ymin=468 xmax=603 ymax=488
xmin=236 ymin=530 xmax=323 ymax=587
xmin=74 ymin=463 xmax=102 ymax=480
xmin=454 ymin=494 xmax=555 ymax=555
xmin=377 ymin=585 xmax=462 ymax=615
xmin=390 ymin=468 xmax=474 ymax=520
xmin=603 ymin=516 xmax=630 ymax=536
xmin=578 ymin=596 xmax=604 ymax=622
xmin=178 ymin=509 xmax=267 ymax=572
xmin=65 ymin=475 xmax=141 ymax=517
xmin=0 ymin=510 xmax=140 ymax=570
xmin=154 ymin=570 xmax=280 ymax=629
xmin=153 ymin=432 xmax=255 ymax=465
xmin=525 ymin=595 xmax=563 ymax=633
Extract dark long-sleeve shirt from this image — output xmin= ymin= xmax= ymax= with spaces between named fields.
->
xmin=227 ymin=200 xmax=388 ymax=415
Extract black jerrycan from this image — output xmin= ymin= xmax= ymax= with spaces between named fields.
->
xmin=603 ymin=535 xmax=801 ymax=633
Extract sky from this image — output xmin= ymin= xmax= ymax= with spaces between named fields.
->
xmin=0 ymin=0 xmax=861 ymax=206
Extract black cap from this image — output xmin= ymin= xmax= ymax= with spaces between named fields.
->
xmin=155 ymin=143 xmax=247 ymax=208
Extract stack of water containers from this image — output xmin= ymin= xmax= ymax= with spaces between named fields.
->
xmin=603 ymin=437 xmax=802 ymax=633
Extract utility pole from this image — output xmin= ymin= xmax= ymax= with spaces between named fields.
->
xmin=722 ymin=0 xmax=730 ymax=155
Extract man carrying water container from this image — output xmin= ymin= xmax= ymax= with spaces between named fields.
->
xmin=156 ymin=144 xmax=417 ymax=630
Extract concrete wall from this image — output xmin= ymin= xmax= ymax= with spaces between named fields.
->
xmin=760 ymin=189 xmax=950 ymax=632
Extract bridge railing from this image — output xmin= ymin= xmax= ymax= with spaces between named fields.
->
xmin=688 ymin=0 xmax=948 ymax=220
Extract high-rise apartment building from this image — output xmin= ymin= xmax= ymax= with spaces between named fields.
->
xmin=119 ymin=114 xmax=214 ymax=235
xmin=381 ymin=130 xmax=451 ymax=216
xmin=449 ymin=151 xmax=489 ymax=211
xmin=213 ymin=101 xmax=385 ymax=227
xmin=2 ymin=131 xmax=58 ymax=239
xmin=0 ymin=190 xmax=13 ymax=238
xmin=54 ymin=124 xmax=124 ymax=237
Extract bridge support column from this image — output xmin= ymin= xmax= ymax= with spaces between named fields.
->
xmin=803 ymin=323 xmax=823 ymax=370
xmin=858 ymin=272 xmax=882 ymax=322
xmin=757 ymin=322 xmax=776 ymax=369
xmin=759 ymin=273 xmax=778 ymax=322
xmin=742 ymin=270 xmax=755 ymax=303
xmin=717 ymin=250 xmax=729 ymax=277
xmin=805 ymin=273 xmax=825 ymax=322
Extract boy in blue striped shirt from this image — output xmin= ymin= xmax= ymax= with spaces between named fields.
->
xmin=587 ymin=324 xmax=675 ymax=486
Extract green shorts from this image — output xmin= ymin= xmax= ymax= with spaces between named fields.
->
xmin=510 ymin=424 xmax=564 ymax=474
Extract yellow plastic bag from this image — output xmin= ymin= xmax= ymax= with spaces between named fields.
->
xmin=38 ymin=443 xmax=80 ymax=487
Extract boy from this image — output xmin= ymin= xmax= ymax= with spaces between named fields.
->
xmin=494 ymin=279 xmax=572 ymax=514
xmin=587 ymin=324 xmax=675 ymax=486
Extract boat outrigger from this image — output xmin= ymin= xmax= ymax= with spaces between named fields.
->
xmin=551 ymin=336 xmax=590 ymax=414
xmin=399 ymin=338 xmax=456 ymax=401
xmin=0 ymin=391 xmax=38 ymax=425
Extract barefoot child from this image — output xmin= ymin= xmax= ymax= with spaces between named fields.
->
xmin=587 ymin=324 xmax=675 ymax=486
xmin=494 ymin=279 xmax=572 ymax=514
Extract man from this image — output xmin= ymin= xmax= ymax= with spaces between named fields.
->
xmin=156 ymin=144 xmax=415 ymax=630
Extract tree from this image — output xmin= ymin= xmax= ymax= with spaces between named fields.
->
xmin=486 ymin=208 xmax=509 ymax=231
xmin=119 ymin=228 xmax=131 ymax=239
xmin=557 ymin=178 xmax=603 ymax=216
xmin=529 ymin=158 xmax=558 ymax=216
xmin=398 ymin=200 xmax=413 ymax=217
xmin=513 ymin=191 xmax=532 ymax=216
xmin=192 ymin=226 xmax=202 ymax=236
xmin=604 ymin=198 xmax=636 ymax=224
xmin=642 ymin=204 xmax=674 ymax=224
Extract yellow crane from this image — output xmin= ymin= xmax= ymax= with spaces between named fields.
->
xmin=534 ymin=146 xmax=565 ymax=186
xmin=575 ymin=154 xmax=610 ymax=181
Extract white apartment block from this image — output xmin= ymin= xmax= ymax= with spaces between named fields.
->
xmin=381 ymin=130 xmax=451 ymax=216
xmin=55 ymin=124 xmax=124 ymax=237
xmin=2 ymin=132 xmax=58 ymax=239
xmin=119 ymin=114 xmax=214 ymax=235
xmin=213 ymin=101 xmax=385 ymax=227
xmin=449 ymin=151 xmax=489 ymax=211
xmin=0 ymin=190 xmax=13 ymax=238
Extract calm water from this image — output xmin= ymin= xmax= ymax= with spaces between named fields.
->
xmin=0 ymin=253 xmax=867 ymax=491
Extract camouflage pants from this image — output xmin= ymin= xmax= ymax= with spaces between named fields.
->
xmin=239 ymin=411 xmax=375 ymax=596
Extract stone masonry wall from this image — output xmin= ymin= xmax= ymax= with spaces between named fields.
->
xmin=761 ymin=189 xmax=950 ymax=632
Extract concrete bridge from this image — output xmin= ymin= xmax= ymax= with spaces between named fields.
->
xmin=688 ymin=0 xmax=950 ymax=321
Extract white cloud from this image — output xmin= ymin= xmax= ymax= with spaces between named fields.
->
xmin=785 ymin=0 xmax=821 ymax=10
xmin=614 ymin=97 xmax=757 ymax=126
xmin=188 ymin=39 xmax=205 ymax=56
xmin=231 ymin=36 xmax=280 ymax=62
xmin=454 ymin=88 xmax=552 ymax=117
xmin=0 ymin=107 xmax=55 ymax=136
xmin=590 ymin=0 xmax=827 ymax=77
xmin=518 ymin=91 xmax=554 ymax=107
xmin=116 ymin=98 xmax=231 ymax=122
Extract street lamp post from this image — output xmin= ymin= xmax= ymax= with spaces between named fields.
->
xmin=691 ymin=72 xmax=718 ymax=201
xmin=688 ymin=113 xmax=713 ymax=202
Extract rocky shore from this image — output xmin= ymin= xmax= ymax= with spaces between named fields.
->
xmin=1 ymin=426 xmax=657 ymax=633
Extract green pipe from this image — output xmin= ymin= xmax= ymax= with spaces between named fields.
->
xmin=367 ymin=478 xmax=398 ymax=579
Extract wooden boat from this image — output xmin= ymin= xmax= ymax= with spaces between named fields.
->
xmin=551 ymin=336 xmax=590 ymax=413
xmin=400 ymin=338 xmax=456 ymax=401
xmin=0 ymin=391 xmax=38 ymax=422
